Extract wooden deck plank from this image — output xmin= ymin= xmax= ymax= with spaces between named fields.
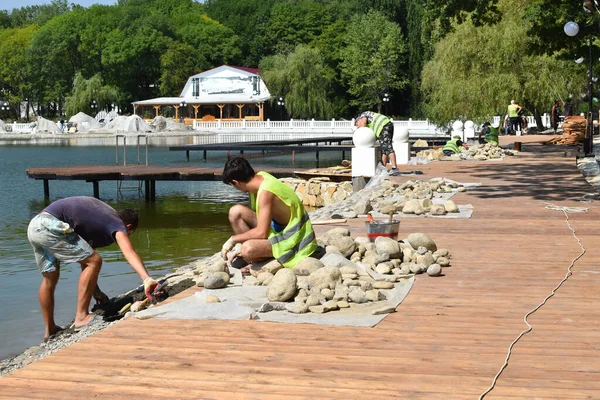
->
xmin=5 ymin=135 xmax=600 ymax=399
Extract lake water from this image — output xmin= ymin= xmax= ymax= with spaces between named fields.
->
xmin=0 ymin=135 xmax=342 ymax=360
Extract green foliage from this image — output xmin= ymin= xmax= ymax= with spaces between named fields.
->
xmin=339 ymin=10 xmax=408 ymax=112
xmin=421 ymin=0 xmax=585 ymax=124
xmin=0 ymin=25 xmax=37 ymax=115
xmin=65 ymin=72 xmax=121 ymax=117
xmin=6 ymin=0 xmax=70 ymax=28
xmin=159 ymin=42 xmax=209 ymax=96
xmin=260 ymin=44 xmax=335 ymax=119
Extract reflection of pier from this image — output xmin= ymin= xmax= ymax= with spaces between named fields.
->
xmin=25 ymin=165 xmax=300 ymax=201
xmin=169 ymin=136 xmax=354 ymax=162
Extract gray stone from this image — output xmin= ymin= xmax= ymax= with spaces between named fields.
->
xmin=373 ymin=281 xmax=395 ymax=290
xmin=374 ymin=237 xmax=402 ymax=258
xmin=308 ymin=265 xmax=342 ymax=290
xmin=204 ymin=272 xmax=230 ymax=289
xmin=293 ymin=257 xmax=324 ymax=276
xmin=266 ymin=268 xmax=297 ymax=302
xmin=444 ymin=200 xmax=459 ymax=213
xmin=406 ymin=233 xmax=437 ymax=252
xmin=285 ymin=303 xmax=309 ymax=314
xmin=427 ymin=264 xmax=443 ymax=276
xmin=437 ymin=256 xmax=450 ymax=267
xmin=348 ymin=288 xmax=367 ymax=303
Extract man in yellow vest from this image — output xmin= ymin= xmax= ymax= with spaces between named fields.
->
xmin=443 ymin=136 xmax=469 ymax=156
xmin=220 ymin=157 xmax=318 ymax=270
xmin=354 ymin=111 xmax=399 ymax=175
xmin=507 ymin=100 xmax=522 ymax=135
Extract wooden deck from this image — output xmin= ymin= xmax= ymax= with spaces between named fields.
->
xmin=4 ymin=135 xmax=600 ymax=399
xmin=26 ymin=165 xmax=303 ymax=200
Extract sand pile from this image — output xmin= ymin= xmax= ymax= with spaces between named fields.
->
xmin=150 ymin=116 xmax=191 ymax=132
xmin=69 ymin=112 xmax=101 ymax=132
xmin=33 ymin=116 xmax=60 ymax=134
xmin=100 ymin=115 xmax=152 ymax=133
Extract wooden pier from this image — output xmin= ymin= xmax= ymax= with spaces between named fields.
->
xmin=25 ymin=165 xmax=300 ymax=200
xmin=169 ymin=136 xmax=354 ymax=162
xmin=6 ymin=135 xmax=600 ymax=398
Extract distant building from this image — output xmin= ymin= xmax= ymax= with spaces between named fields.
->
xmin=132 ymin=65 xmax=271 ymax=123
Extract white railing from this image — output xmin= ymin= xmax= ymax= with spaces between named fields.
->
xmin=8 ymin=122 xmax=34 ymax=133
xmin=192 ymin=118 xmax=449 ymax=138
xmin=493 ymin=113 xmax=550 ymax=128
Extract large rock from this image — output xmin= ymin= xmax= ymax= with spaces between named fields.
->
xmin=266 ymin=268 xmax=297 ymax=302
xmin=69 ymin=112 xmax=101 ymax=132
xmin=308 ymin=266 xmax=342 ymax=290
xmin=293 ymin=257 xmax=324 ymax=276
xmin=406 ymin=233 xmax=437 ymax=252
xmin=374 ymin=237 xmax=402 ymax=258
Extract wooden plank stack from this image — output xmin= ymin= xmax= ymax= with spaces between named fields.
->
xmin=546 ymin=115 xmax=586 ymax=145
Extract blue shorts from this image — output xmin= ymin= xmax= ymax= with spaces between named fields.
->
xmin=27 ymin=213 xmax=94 ymax=273
xmin=271 ymin=220 xmax=286 ymax=233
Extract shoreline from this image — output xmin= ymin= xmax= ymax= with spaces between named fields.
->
xmin=0 ymin=130 xmax=206 ymax=141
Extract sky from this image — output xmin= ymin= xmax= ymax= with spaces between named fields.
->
xmin=2 ymin=0 xmax=117 ymax=12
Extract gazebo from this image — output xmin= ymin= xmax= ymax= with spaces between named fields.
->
xmin=132 ymin=65 xmax=271 ymax=124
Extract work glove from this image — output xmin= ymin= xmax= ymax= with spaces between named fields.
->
xmin=143 ymin=277 xmax=160 ymax=301
xmin=221 ymin=236 xmax=236 ymax=260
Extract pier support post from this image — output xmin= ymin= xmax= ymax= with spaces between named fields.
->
xmin=150 ymin=180 xmax=156 ymax=201
xmin=92 ymin=181 xmax=100 ymax=199
xmin=43 ymin=180 xmax=50 ymax=199
xmin=186 ymin=150 xmax=190 ymax=162
xmin=145 ymin=180 xmax=150 ymax=201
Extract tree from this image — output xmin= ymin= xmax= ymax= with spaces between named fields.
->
xmin=64 ymin=72 xmax=120 ymax=117
xmin=421 ymin=0 xmax=585 ymax=125
xmin=159 ymin=41 xmax=209 ymax=96
xmin=260 ymin=44 xmax=335 ymax=120
xmin=0 ymin=25 xmax=37 ymax=120
xmin=339 ymin=10 xmax=408 ymax=114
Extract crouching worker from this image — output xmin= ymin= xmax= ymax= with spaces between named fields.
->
xmin=443 ymin=135 xmax=469 ymax=156
xmin=27 ymin=196 xmax=160 ymax=341
xmin=478 ymin=122 xmax=499 ymax=145
xmin=221 ymin=157 xmax=318 ymax=270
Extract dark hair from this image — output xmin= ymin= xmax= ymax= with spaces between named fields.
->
xmin=222 ymin=156 xmax=255 ymax=185
xmin=118 ymin=208 xmax=138 ymax=230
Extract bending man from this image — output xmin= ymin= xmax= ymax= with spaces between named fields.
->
xmin=221 ymin=157 xmax=317 ymax=269
xmin=27 ymin=196 xmax=160 ymax=341
xmin=443 ymin=135 xmax=469 ymax=156
xmin=354 ymin=111 xmax=399 ymax=175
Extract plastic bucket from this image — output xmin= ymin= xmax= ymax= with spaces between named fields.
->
xmin=365 ymin=220 xmax=400 ymax=242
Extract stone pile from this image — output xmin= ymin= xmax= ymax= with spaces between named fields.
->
xmin=281 ymin=177 xmax=353 ymax=207
xmin=310 ymin=178 xmax=465 ymax=220
xmin=447 ymin=143 xmax=510 ymax=161
xmin=150 ymin=229 xmax=451 ymax=316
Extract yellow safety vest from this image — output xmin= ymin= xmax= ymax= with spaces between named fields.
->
xmin=508 ymin=104 xmax=519 ymax=117
xmin=251 ymin=172 xmax=317 ymax=268
xmin=368 ymin=113 xmax=392 ymax=138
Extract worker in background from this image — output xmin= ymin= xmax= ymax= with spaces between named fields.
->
xmin=354 ymin=111 xmax=400 ymax=176
xmin=443 ymin=135 xmax=469 ymax=156
xmin=478 ymin=122 xmax=499 ymax=145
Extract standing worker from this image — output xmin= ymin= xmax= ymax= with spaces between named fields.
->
xmin=443 ymin=135 xmax=469 ymax=156
xmin=27 ymin=196 xmax=161 ymax=341
xmin=551 ymin=99 xmax=561 ymax=134
xmin=507 ymin=100 xmax=522 ymax=135
xmin=354 ymin=111 xmax=400 ymax=176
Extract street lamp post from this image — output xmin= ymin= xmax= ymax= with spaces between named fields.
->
xmin=383 ymin=93 xmax=390 ymax=116
xmin=90 ymin=100 xmax=98 ymax=116
xmin=179 ymin=101 xmax=187 ymax=123
xmin=277 ymin=96 xmax=285 ymax=120
xmin=564 ymin=21 xmax=594 ymax=156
